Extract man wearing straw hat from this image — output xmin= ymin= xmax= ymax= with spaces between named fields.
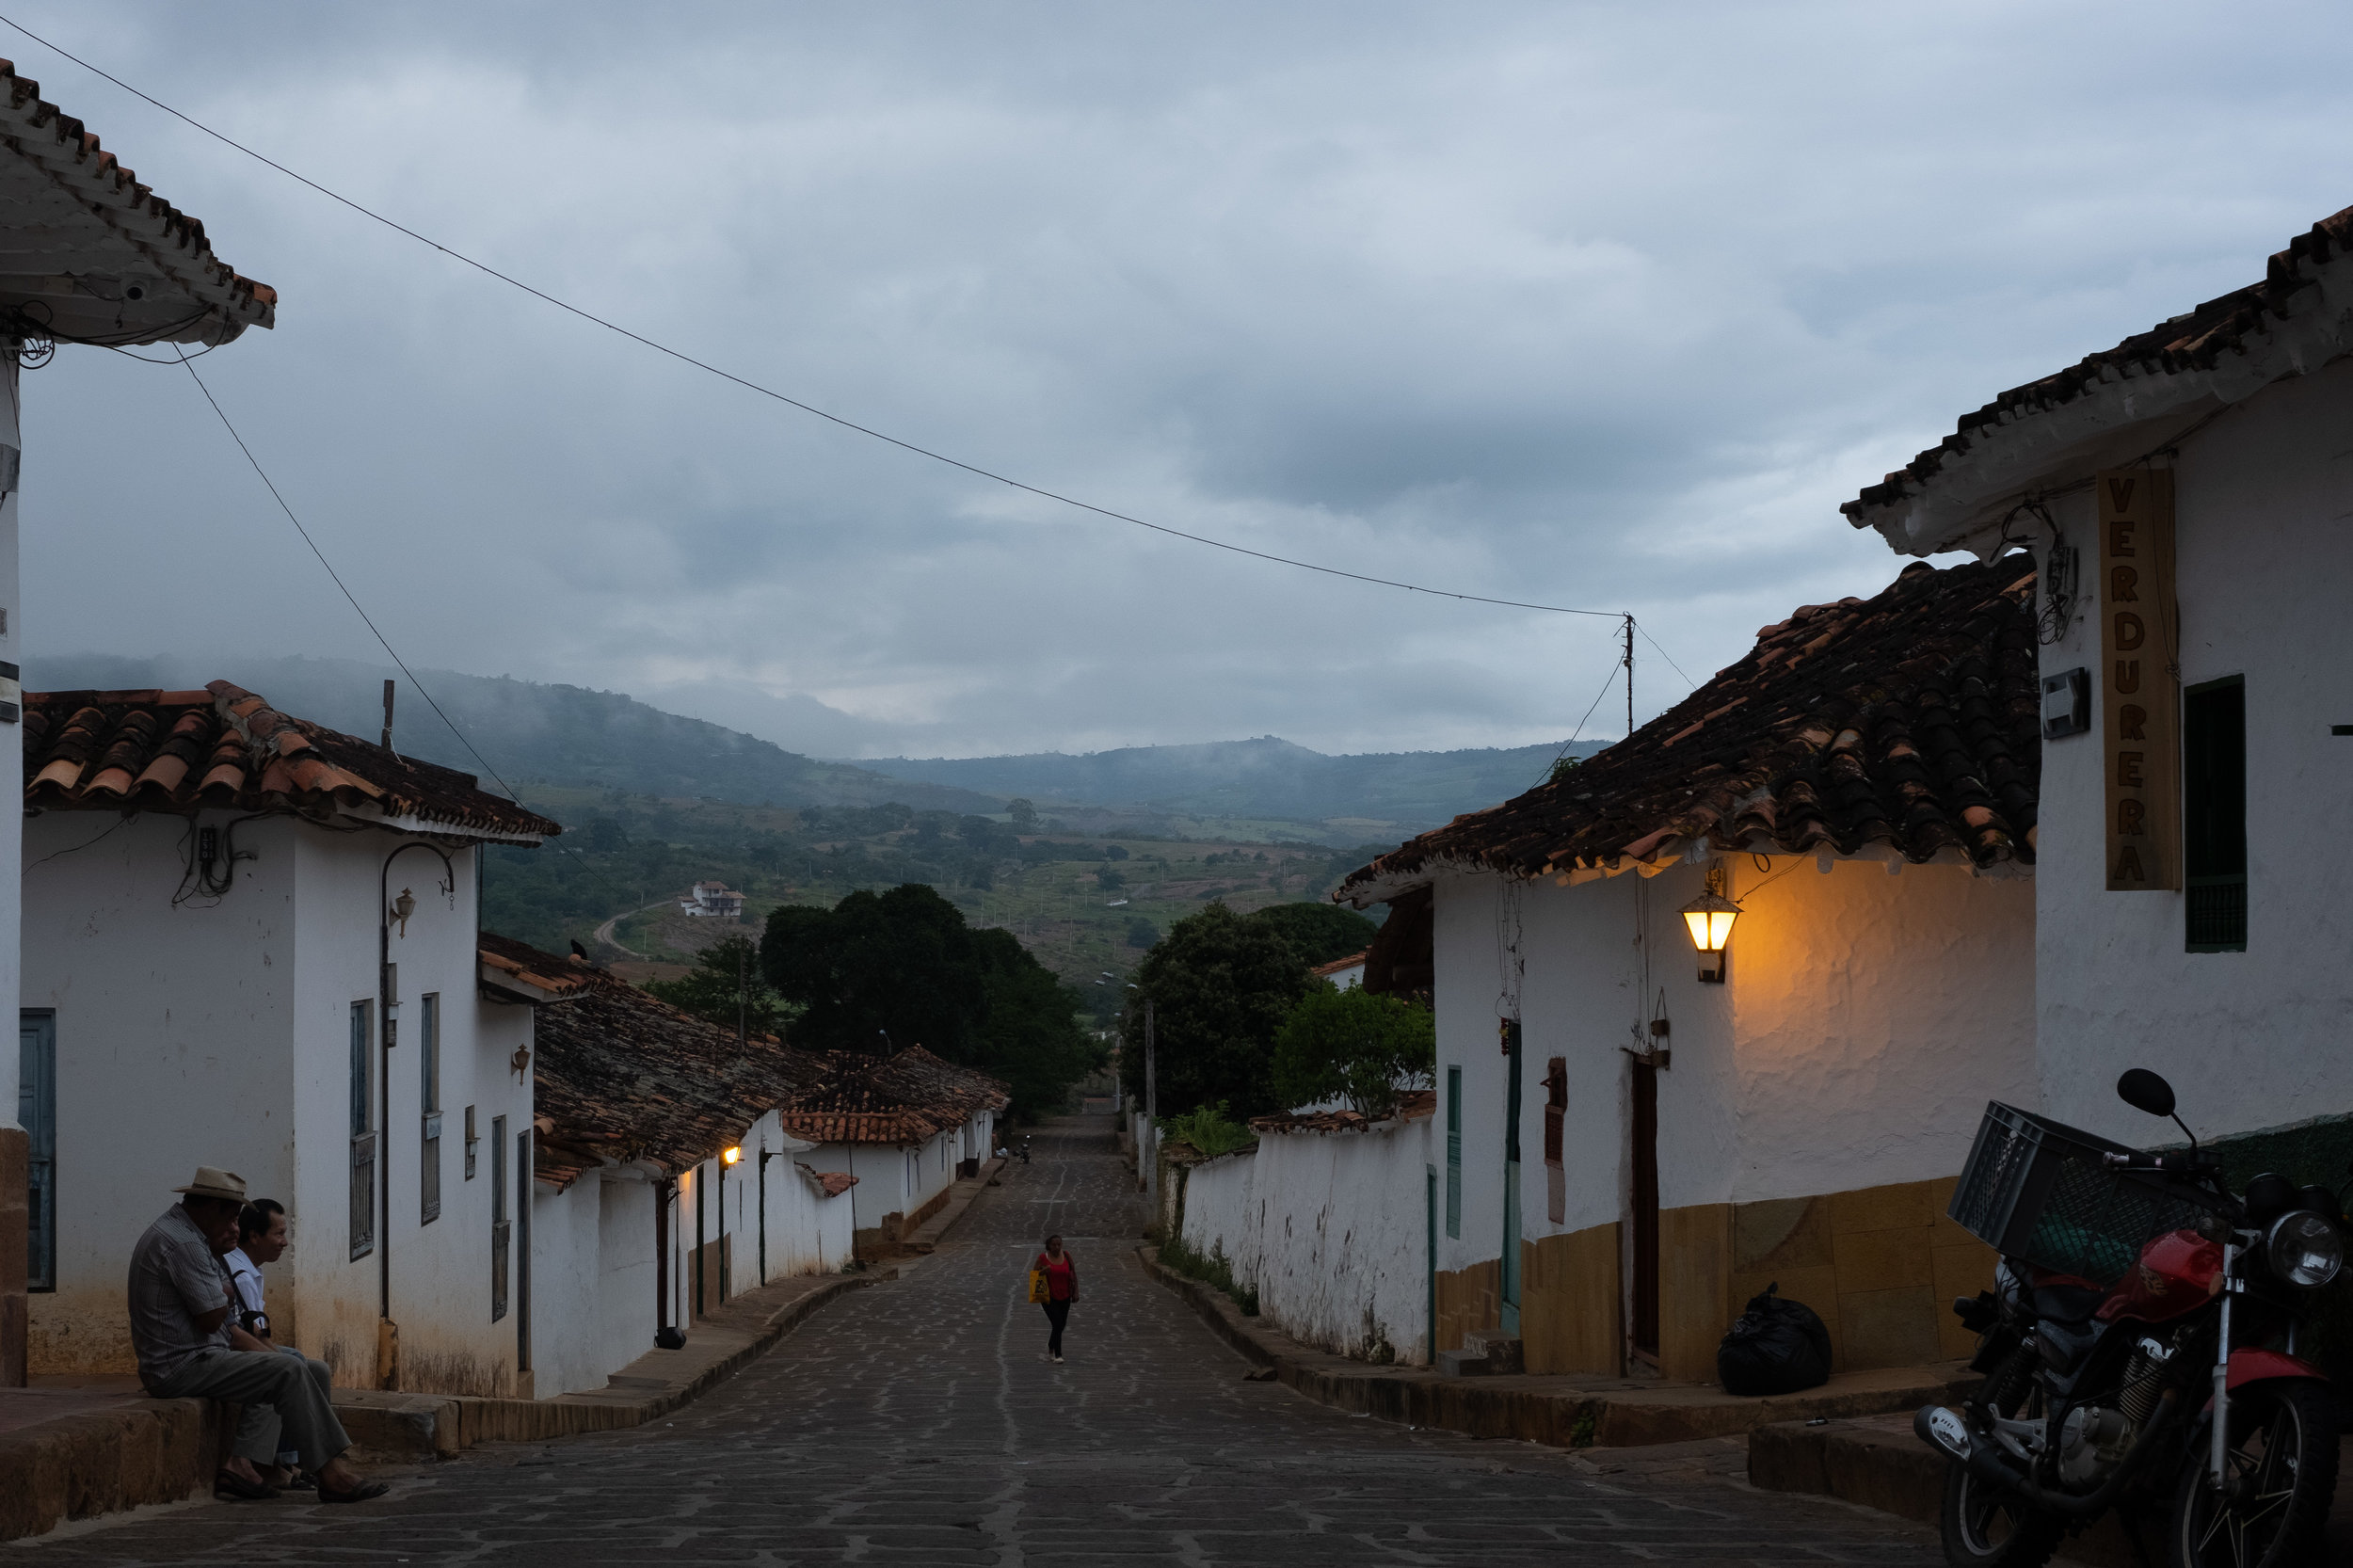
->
xmin=128 ymin=1166 xmax=388 ymax=1504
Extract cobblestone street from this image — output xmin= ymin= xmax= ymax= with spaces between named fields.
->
xmin=26 ymin=1121 xmax=1941 ymax=1565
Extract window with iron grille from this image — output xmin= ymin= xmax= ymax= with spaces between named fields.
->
xmin=21 ymin=1011 xmax=55 ymax=1291
xmin=420 ymin=993 xmax=441 ymax=1224
xmin=349 ymin=1000 xmax=376 ymax=1260
xmin=2183 ymin=676 xmax=2247 ymax=952
xmin=1444 ymin=1065 xmax=1462 ymax=1240
xmin=490 ymin=1113 xmax=510 ymax=1321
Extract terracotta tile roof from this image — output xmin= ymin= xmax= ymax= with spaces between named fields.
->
xmin=511 ymin=936 xmax=829 ymax=1189
xmin=478 ymin=933 xmax=593 ymax=1003
xmin=802 ymin=1168 xmax=858 ymax=1197
xmin=1844 ymin=202 xmax=2353 ymax=549
xmin=1251 ymin=1088 xmax=1437 ymax=1135
xmin=773 ymin=1048 xmax=1008 ymax=1146
xmin=1339 ymin=560 xmax=2038 ymax=901
xmin=0 ymin=59 xmax=275 ymax=344
xmin=1310 ymin=950 xmax=1368 ymax=978
xmin=24 ymin=682 xmax=560 ymax=843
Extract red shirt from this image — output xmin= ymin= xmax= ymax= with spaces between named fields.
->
xmin=1035 ymin=1252 xmax=1076 ymax=1302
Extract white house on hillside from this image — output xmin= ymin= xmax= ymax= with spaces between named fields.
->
xmin=0 ymin=62 xmax=277 ymax=1387
xmin=22 ymin=682 xmax=559 ymax=1395
xmin=681 ymin=882 xmax=744 ymax=920
xmin=1336 ymin=562 xmax=2040 ymax=1382
xmin=1844 ymin=201 xmax=2353 ymax=1173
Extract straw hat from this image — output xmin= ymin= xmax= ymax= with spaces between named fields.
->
xmin=172 ymin=1166 xmax=248 ymax=1203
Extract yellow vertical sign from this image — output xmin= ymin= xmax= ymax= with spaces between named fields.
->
xmin=2097 ymin=470 xmax=2179 ymax=891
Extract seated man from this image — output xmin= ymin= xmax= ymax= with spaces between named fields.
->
xmin=225 ymin=1198 xmax=316 ymax=1489
xmin=129 ymin=1167 xmax=387 ymax=1503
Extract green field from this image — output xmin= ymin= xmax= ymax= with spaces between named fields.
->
xmin=482 ymin=784 xmax=1389 ymax=1011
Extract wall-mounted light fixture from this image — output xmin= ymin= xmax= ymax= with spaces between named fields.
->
xmin=391 ymin=887 xmax=417 ymax=937
xmin=1679 ymin=888 xmax=1741 ymax=984
xmin=723 ymin=1145 xmax=744 ymax=1166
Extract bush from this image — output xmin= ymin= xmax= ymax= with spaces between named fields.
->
xmin=1272 ymin=984 xmax=1435 ymax=1120
xmin=1160 ymin=1234 xmax=1258 ymax=1315
xmin=1162 ymin=1102 xmax=1255 ymax=1158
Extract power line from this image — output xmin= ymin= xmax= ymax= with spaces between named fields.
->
xmin=1 ymin=13 xmax=1626 ymax=622
xmin=169 ymin=344 xmax=642 ymax=914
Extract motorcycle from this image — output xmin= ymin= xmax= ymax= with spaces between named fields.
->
xmin=1916 ymin=1068 xmax=2344 ymax=1568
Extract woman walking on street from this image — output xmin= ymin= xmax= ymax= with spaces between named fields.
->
xmin=1032 ymin=1235 xmax=1078 ymax=1363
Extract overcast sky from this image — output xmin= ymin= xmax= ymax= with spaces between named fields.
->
xmin=15 ymin=2 xmax=2351 ymax=760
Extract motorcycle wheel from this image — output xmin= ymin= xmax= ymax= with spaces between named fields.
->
xmin=2169 ymin=1380 xmax=2338 ymax=1568
xmin=1941 ymin=1464 xmax=2063 ymax=1568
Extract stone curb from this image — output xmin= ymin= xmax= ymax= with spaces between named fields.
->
xmin=337 ymin=1264 xmax=898 ymax=1462
xmin=1747 ymin=1412 xmax=2161 ymax=1568
xmin=3 ymin=1160 xmax=1013 ymax=1541
xmin=1137 ymin=1245 xmax=1981 ymax=1449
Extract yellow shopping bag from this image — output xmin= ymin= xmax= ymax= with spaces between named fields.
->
xmin=1027 ymin=1268 xmax=1049 ymax=1304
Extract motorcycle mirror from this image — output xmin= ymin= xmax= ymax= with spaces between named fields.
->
xmin=2116 ymin=1068 xmax=2177 ymax=1119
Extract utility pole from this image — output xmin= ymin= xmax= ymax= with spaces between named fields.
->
xmin=1144 ymin=994 xmax=1159 ymax=1219
xmin=1624 ymin=614 xmax=1635 ymax=739
xmin=736 ymin=940 xmax=747 ymax=1054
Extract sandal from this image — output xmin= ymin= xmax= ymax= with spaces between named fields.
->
xmin=214 ymin=1470 xmax=278 ymax=1501
xmin=319 ymin=1480 xmax=391 ymax=1504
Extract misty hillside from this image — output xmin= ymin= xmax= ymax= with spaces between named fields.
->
xmin=856 ymin=735 xmax=1604 ymax=825
xmin=31 ymin=653 xmax=999 ymax=818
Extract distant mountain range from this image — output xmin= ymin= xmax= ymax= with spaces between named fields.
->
xmin=32 ymin=654 xmax=1597 ymax=837
xmin=853 ymin=736 xmax=1600 ymax=825
xmin=31 ymin=653 xmax=997 ymax=817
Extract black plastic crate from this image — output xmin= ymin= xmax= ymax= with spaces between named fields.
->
xmin=1949 ymin=1101 xmax=2228 ymax=1288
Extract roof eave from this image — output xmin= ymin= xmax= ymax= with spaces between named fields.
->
xmin=1847 ymin=250 xmax=2353 ymax=557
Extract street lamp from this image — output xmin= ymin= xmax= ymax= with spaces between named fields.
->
xmin=1678 ymin=888 xmax=1742 ymax=984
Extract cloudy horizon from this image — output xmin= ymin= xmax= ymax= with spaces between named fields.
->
xmin=16 ymin=2 xmax=2351 ymax=761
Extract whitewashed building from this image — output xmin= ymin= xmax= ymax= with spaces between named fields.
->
xmin=0 ymin=63 xmax=277 ymax=1385
xmin=1335 ymin=562 xmax=2040 ymax=1383
xmin=778 ymin=1048 xmax=1007 ymax=1258
xmin=518 ymin=936 xmax=858 ymax=1394
xmin=21 ymin=682 xmax=558 ymax=1393
xmin=1844 ymin=201 xmax=2353 ymax=1174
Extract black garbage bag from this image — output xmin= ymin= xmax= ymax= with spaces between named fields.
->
xmin=1717 ymin=1281 xmax=1833 ymax=1396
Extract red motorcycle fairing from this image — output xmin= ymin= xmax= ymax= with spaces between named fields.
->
xmin=2224 ymin=1348 xmax=2329 ymax=1393
xmin=2097 ymin=1229 xmax=2223 ymax=1324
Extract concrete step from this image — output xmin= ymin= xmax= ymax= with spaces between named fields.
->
xmin=1140 ymin=1245 xmax=1978 ymax=1448
xmin=1748 ymin=1412 xmax=2353 ymax=1566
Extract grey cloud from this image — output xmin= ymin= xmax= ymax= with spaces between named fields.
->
xmin=16 ymin=1 xmax=2351 ymax=765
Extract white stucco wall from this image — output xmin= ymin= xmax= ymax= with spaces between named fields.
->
xmin=1178 ymin=1118 xmax=1434 ymax=1365
xmin=1430 ymin=847 xmax=2036 ymax=1279
xmin=1178 ymin=1149 xmax=1257 ymax=1286
xmin=23 ymin=812 xmax=539 ymax=1391
xmin=2030 ymin=360 xmax=2353 ymax=1148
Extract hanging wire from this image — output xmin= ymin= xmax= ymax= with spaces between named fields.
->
xmin=0 ymin=13 xmax=1638 ymax=622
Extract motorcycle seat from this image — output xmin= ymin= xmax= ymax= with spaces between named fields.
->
xmin=2032 ymin=1283 xmax=2107 ymax=1323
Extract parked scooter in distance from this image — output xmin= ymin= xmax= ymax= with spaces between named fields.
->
xmin=1917 ymin=1067 xmax=2343 ymax=1568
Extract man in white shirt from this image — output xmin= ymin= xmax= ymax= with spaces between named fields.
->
xmin=226 ymin=1199 xmax=302 ymax=1484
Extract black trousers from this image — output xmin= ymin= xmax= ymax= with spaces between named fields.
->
xmin=1043 ymin=1300 xmax=1070 ymax=1354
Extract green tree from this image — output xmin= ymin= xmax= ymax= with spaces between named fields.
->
xmin=1007 ymin=797 xmax=1039 ymax=830
xmin=1271 ymin=984 xmax=1435 ymax=1119
xmin=760 ymin=884 xmax=985 ymax=1057
xmin=1247 ymin=902 xmax=1379 ymax=967
xmin=1121 ymin=904 xmax=1316 ymax=1119
xmin=971 ymin=928 xmax=1102 ymax=1119
xmin=644 ymin=935 xmax=799 ymax=1038
xmin=1125 ymin=915 xmax=1160 ymax=949
xmin=760 ymin=882 xmax=1096 ymax=1118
